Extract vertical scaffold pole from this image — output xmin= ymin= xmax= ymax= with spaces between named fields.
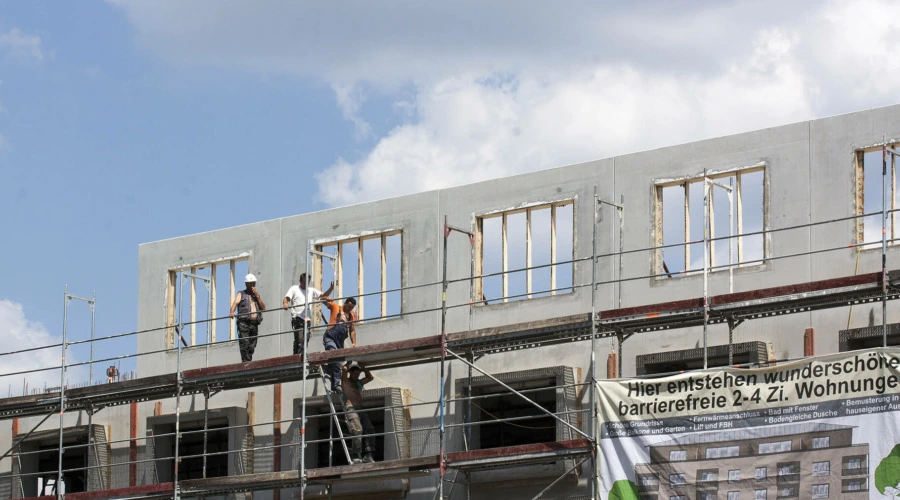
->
xmin=300 ymin=241 xmax=311 ymax=500
xmin=703 ymin=170 xmax=710 ymax=369
xmin=439 ymin=216 xmax=450 ymax=499
xmin=174 ymin=262 xmax=184 ymax=499
xmin=89 ymin=291 xmax=96 ymax=385
xmin=57 ymin=286 xmax=69 ymax=500
xmin=884 ymin=136 xmax=889 ymax=348
xmin=202 ymin=390 xmax=209 ymax=478
xmin=618 ymin=194 xmax=624 ymax=309
xmin=590 ymin=188 xmax=600 ymax=499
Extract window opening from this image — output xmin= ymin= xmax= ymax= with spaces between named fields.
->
xmin=812 ymin=461 xmax=830 ymax=477
xmin=811 ymin=484 xmax=829 ymax=499
xmin=656 ymin=167 xmax=764 ymax=277
xmin=639 ymin=474 xmax=660 ymax=489
xmin=476 ymin=200 xmax=574 ymax=303
xmin=843 ymin=455 xmax=866 ymax=473
xmin=756 ymin=467 xmax=767 ymax=481
xmin=698 ymin=469 xmax=718 ymax=483
xmin=153 ymin=418 xmax=229 ymax=481
xmin=311 ymin=405 xmax=385 ymax=468
xmin=168 ymin=257 xmax=248 ymax=347
xmin=473 ymin=382 xmax=556 ymax=449
xmin=300 ymin=394 xmax=396 ymax=469
xmin=706 ymin=445 xmax=739 ymax=458
xmin=315 ymin=231 xmax=401 ymax=322
xmin=762 ymin=441 xmax=792 ymax=454
xmin=776 ymin=461 xmax=800 ymax=481
xmin=856 ymin=144 xmax=898 ymax=246
xmin=16 ymin=427 xmax=105 ymax=497
xmin=776 ymin=486 xmax=797 ymax=498
xmin=843 ymin=478 xmax=867 ymax=492
xmin=669 ymin=473 xmax=686 ymax=486
xmin=669 ymin=450 xmax=687 ymax=461
xmin=811 ymin=436 xmax=830 ymax=449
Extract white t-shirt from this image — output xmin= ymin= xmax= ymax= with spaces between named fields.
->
xmin=285 ymin=285 xmax=322 ymax=320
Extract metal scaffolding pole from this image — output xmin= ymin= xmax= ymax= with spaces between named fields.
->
xmin=174 ymin=262 xmax=185 ymax=499
xmin=884 ymin=137 xmax=889 ymax=348
xmin=590 ymin=189 xmax=599 ymax=499
xmin=202 ymin=390 xmax=209 ymax=479
xmin=300 ymin=241 xmax=312 ymax=500
xmin=440 ymin=219 xmax=475 ymax=499
xmin=703 ymin=170 xmax=710 ymax=369
xmin=439 ymin=217 xmax=449 ymax=499
xmin=57 ymin=286 xmax=69 ymax=500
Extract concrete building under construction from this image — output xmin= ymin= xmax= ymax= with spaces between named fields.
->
xmin=1 ymin=104 xmax=900 ymax=499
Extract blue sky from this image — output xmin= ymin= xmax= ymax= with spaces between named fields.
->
xmin=2 ymin=0 xmax=900 ymax=392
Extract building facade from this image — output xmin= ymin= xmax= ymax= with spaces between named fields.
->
xmin=2 ymin=105 xmax=900 ymax=498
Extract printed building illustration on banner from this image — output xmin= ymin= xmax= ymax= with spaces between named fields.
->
xmin=634 ymin=423 xmax=869 ymax=499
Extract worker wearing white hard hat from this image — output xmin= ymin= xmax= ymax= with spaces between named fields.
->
xmin=230 ymin=273 xmax=267 ymax=362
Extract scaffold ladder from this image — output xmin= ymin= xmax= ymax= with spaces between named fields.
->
xmin=317 ymin=365 xmax=354 ymax=466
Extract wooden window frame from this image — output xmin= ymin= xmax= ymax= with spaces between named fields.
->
xmin=166 ymin=256 xmax=248 ymax=348
xmin=313 ymin=230 xmax=402 ymax=322
xmin=474 ymin=200 xmax=575 ymax=304
xmin=654 ymin=165 xmax=766 ymax=278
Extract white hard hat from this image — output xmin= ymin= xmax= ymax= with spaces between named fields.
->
xmin=245 ymin=273 xmax=257 ymax=283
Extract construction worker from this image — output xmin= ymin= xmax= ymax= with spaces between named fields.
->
xmin=321 ymin=295 xmax=357 ymax=392
xmin=283 ymin=274 xmax=334 ymax=357
xmin=106 ymin=365 xmax=119 ymax=383
xmin=230 ymin=274 xmax=266 ymax=362
xmin=341 ymin=361 xmax=375 ymax=463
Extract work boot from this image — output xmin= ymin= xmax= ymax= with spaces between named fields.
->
xmin=361 ymin=453 xmax=375 ymax=464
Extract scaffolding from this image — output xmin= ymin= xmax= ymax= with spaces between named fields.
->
xmin=2 ymin=147 xmax=900 ymax=499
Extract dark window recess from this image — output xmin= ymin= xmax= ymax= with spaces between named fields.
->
xmin=840 ymin=323 xmax=900 ymax=351
xmin=474 ymin=383 xmax=557 ymax=449
xmin=36 ymin=443 xmax=87 ymax=495
xmin=636 ymin=341 xmax=770 ymax=376
xmin=312 ymin=405 xmax=385 ymax=468
xmin=14 ymin=426 xmax=103 ymax=497
xmin=155 ymin=419 xmax=229 ymax=480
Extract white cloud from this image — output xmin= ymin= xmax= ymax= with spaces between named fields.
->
xmin=316 ymin=28 xmax=813 ymax=205
xmin=0 ymin=300 xmax=75 ymax=397
xmin=806 ymin=0 xmax=900 ymax=105
xmin=0 ymin=27 xmax=44 ymax=64
xmin=108 ymin=0 xmax=900 ymax=207
xmin=333 ymin=83 xmax=372 ymax=140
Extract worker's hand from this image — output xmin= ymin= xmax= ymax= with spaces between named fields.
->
xmin=352 ymin=342 xmax=357 ymax=348
xmin=283 ymin=303 xmax=288 ymax=310
xmin=230 ymin=312 xmax=235 ymax=319
xmin=329 ymin=281 xmax=335 ymax=289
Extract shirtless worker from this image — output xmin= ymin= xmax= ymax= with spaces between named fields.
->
xmin=321 ymin=295 xmax=357 ymax=393
xmin=341 ymin=361 xmax=375 ymax=463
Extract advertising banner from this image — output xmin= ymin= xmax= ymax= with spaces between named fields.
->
xmin=597 ymin=348 xmax=900 ymax=499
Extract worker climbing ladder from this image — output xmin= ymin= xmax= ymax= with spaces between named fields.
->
xmin=317 ymin=365 xmax=354 ymax=466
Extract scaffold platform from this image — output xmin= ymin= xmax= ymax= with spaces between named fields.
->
xmin=2 ymin=271 xmax=898 ymax=421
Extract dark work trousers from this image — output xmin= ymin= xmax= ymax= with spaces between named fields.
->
xmin=322 ymin=323 xmax=349 ymax=391
xmin=291 ymin=316 xmax=311 ymax=356
xmin=237 ymin=320 xmax=258 ymax=362
xmin=343 ymin=399 xmax=376 ymax=458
